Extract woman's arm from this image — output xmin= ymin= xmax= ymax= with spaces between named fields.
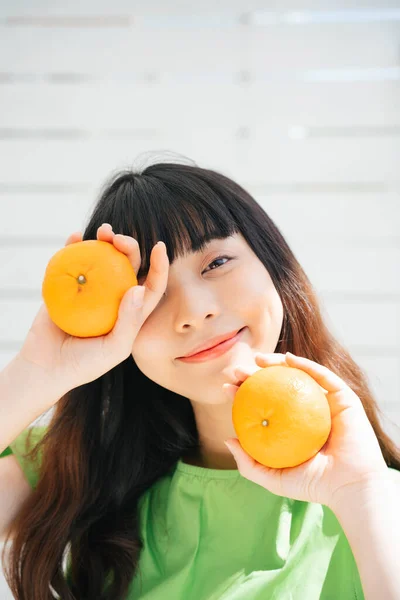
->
xmin=331 ymin=472 xmax=400 ymax=600
xmin=0 ymin=354 xmax=66 ymax=454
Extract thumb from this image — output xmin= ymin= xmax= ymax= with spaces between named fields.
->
xmin=112 ymin=285 xmax=145 ymax=337
xmin=128 ymin=285 xmax=145 ymax=310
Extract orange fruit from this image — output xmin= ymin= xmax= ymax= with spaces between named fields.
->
xmin=232 ymin=365 xmax=331 ymax=468
xmin=42 ymin=240 xmax=137 ymax=338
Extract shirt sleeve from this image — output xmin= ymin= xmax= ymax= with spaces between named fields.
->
xmin=0 ymin=426 xmax=47 ymax=489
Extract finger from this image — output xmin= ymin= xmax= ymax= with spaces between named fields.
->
xmin=142 ymin=242 xmax=169 ymax=308
xmin=95 ymin=224 xmax=142 ymax=274
xmin=222 ymin=383 xmax=239 ymax=402
xmin=285 ymin=352 xmax=346 ymax=394
xmin=113 ymin=234 xmax=141 ymax=274
xmin=225 ymin=438 xmax=258 ymax=472
xmin=233 ymin=364 xmax=260 ymax=384
xmin=225 ymin=437 xmax=316 ymax=500
xmin=97 ymin=223 xmax=115 ymax=242
xmin=106 ymin=285 xmax=145 ymax=352
xmin=225 ymin=438 xmax=281 ymax=489
xmin=65 ymin=231 xmax=82 ymax=246
xmin=254 ymin=352 xmax=288 ymax=367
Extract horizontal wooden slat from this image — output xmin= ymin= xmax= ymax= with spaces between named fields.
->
xmin=0 ymin=195 xmax=95 ymax=239
xmin=355 ymin=356 xmax=400 ymax=407
xmin=0 ymin=23 xmax=398 ymax=72
xmin=241 ymin=82 xmax=400 ymax=128
xmin=321 ymin=301 xmax=400 ymax=350
xmin=250 ymin=27 xmax=399 ymax=70
xmin=0 ymin=138 xmax=240 ymax=183
xmin=0 ymin=83 xmax=399 ymax=129
xmin=234 ymin=135 xmax=400 ymax=182
xmin=1 ymin=1 xmax=400 ymax=18
xmin=257 ymin=194 xmax=400 ymax=240
xmin=287 ymin=244 xmax=400 ymax=294
xmin=0 ymin=136 xmax=399 ymax=184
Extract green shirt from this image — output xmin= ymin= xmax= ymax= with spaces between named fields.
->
xmin=3 ymin=425 xmax=398 ymax=599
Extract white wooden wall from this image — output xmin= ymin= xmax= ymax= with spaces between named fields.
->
xmin=1 ymin=1 xmax=400 ymax=594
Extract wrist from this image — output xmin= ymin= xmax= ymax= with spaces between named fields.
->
xmin=13 ymin=352 xmax=69 ymax=406
xmin=330 ymin=471 xmax=396 ymax=519
xmin=0 ymin=355 xmax=64 ymax=453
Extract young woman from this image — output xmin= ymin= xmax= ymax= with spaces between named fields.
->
xmin=1 ymin=161 xmax=399 ymax=600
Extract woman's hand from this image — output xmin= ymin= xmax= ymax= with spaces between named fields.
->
xmin=223 ymin=352 xmax=389 ymax=511
xmin=18 ymin=224 xmax=169 ymax=398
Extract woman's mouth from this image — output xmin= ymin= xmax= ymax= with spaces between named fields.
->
xmin=177 ymin=327 xmax=247 ymax=363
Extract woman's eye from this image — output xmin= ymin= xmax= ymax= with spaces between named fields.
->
xmin=203 ymin=255 xmax=232 ymax=273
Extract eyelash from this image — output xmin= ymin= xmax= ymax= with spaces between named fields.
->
xmin=202 ymin=254 xmax=233 ymax=274
xmin=161 ymin=255 xmax=234 ymax=297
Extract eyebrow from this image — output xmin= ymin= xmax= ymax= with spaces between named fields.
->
xmin=196 ymin=234 xmax=232 ymax=252
xmin=183 ymin=236 xmax=217 ymax=257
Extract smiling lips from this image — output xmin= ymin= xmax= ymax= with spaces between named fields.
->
xmin=177 ymin=328 xmax=246 ymax=363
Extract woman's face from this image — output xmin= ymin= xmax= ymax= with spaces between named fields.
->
xmin=132 ymin=232 xmax=284 ymax=405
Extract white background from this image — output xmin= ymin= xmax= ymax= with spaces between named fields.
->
xmin=1 ymin=1 xmax=400 ymax=596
